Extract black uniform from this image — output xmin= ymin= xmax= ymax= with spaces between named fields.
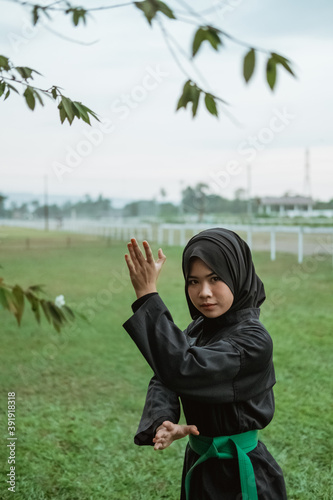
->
xmin=123 ymin=228 xmax=287 ymax=499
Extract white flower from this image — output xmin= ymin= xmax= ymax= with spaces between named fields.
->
xmin=55 ymin=295 xmax=65 ymax=308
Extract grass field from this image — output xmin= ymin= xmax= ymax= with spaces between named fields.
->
xmin=0 ymin=227 xmax=332 ymax=499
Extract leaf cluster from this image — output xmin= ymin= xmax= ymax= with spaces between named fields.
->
xmin=176 ymin=80 xmax=220 ymax=118
xmin=58 ymin=96 xmax=99 ymax=125
xmin=2 ymin=1 xmax=297 ymax=121
xmin=0 ymin=279 xmax=76 ymax=333
xmin=32 ymin=2 xmax=88 ymax=27
xmin=134 ymin=0 xmax=175 ymax=25
xmin=0 ymin=54 xmax=99 ymax=125
xmin=243 ymin=48 xmax=295 ymax=90
xmin=192 ymin=26 xmax=222 ymax=57
xmin=65 ymin=7 xmax=88 ymax=26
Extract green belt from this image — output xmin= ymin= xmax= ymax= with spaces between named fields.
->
xmin=185 ymin=430 xmax=259 ymax=500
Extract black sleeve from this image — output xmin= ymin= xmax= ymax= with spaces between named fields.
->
xmin=131 ymin=293 xmax=158 ymax=313
xmin=134 ymin=375 xmax=180 ymax=446
xmin=123 ymin=294 xmax=275 ymax=404
xmin=123 ymin=294 xmax=241 ymax=403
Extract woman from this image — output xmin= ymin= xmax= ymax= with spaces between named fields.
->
xmin=123 ymin=228 xmax=287 ymax=499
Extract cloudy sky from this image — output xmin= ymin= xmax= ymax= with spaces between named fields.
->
xmin=1 ymin=0 xmax=333 ymax=206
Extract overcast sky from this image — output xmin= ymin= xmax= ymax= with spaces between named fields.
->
xmin=1 ymin=0 xmax=333 ymax=206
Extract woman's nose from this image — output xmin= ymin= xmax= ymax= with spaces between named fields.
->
xmin=199 ymin=282 xmax=212 ymax=297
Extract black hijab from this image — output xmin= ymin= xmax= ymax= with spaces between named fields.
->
xmin=182 ymin=228 xmax=266 ymax=320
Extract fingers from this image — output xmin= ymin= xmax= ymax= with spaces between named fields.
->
xmin=188 ymin=425 xmax=200 ymax=436
xmin=124 ymin=254 xmax=136 ymax=274
xmin=130 ymin=238 xmax=145 ymax=264
xmin=162 ymin=420 xmax=175 ymax=431
xmin=143 ymin=240 xmax=154 ymax=264
xmin=157 ymin=248 xmax=166 ymax=263
xmin=127 ymin=242 xmax=139 ymax=269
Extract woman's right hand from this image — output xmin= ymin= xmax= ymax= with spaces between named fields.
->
xmin=124 ymin=238 xmax=166 ymax=299
xmin=153 ymin=421 xmax=199 ymax=450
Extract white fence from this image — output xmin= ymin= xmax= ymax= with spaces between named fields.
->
xmin=1 ymin=219 xmax=333 ymax=264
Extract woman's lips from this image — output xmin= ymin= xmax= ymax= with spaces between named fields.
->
xmin=201 ymin=303 xmax=216 ymax=309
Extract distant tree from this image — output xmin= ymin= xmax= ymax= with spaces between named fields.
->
xmin=234 ymin=188 xmax=247 ymax=201
xmin=159 ymin=202 xmax=178 ymax=218
xmin=182 ymin=183 xmax=210 ymax=222
xmin=0 ymin=194 xmax=7 ymax=217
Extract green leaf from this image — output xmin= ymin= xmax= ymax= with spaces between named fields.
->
xmin=176 ymin=80 xmax=193 ymax=110
xmin=32 ymin=6 xmax=39 ymax=26
xmin=68 ymin=8 xmax=87 ymax=26
xmin=15 ymin=67 xmax=33 ymax=80
xmin=204 ymin=93 xmax=218 ymax=117
xmin=28 ymin=284 xmax=45 ymax=293
xmin=73 ymin=10 xmax=79 ymax=26
xmin=23 ymin=87 xmax=36 ymax=110
xmin=0 ymin=286 xmax=16 ymax=312
xmin=191 ymin=88 xmax=200 ymax=117
xmin=243 ymin=48 xmax=256 ymax=83
xmin=4 ymin=89 xmax=10 ymax=101
xmin=59 ymin=104 xmax=67 ymax=124
xmin=72 ymin=101 xmax=90 ymax=124
xmin=62 ymin=305 xmax=75 ymax=321
xmin=176 ymin=80 xmax=202 ymax=118
xmin=48 ymin=302 xmax=66 ymax=331
xmin=7 ymin=84 xmax=19 ymax=94
xmin=73 ymin=310 xmax=89 ymax=322
xmin=156 ymin=1 xmax=175 ymax=20
xmin=12 ymin=285 xmax=24 ymax=325
xmin=0 ymin=82 xmax=6 ymax=98
xmin=73 ymin=101 xmax=100 ymax=124
xmin=271 ymin=52 xmax=296 ymax=77
xmin=51 ymin=87 xmax=58 ymax=99
xmin=192 ymin=28 xmax=206 ymax=57
xmin=40 ymin=299 xmax=51 ymax=323
xmin=0 ymin=55 xmax=10 ymax=71
xmin=134 ymin=1 xmax=158 ymax=25
xmin=205 ymin=27 xmax=221 ymax=50
xmin=266 ymin=57 xmax=277 ymax=90
xmin=81 ymin=104 xmax=100 ymax=122
xmin=25 ymin=290 xmax=40 ymax=323
xmin=192 ymin=26 xmax=222 ymax=57
xmin=60 ymin=96 xmax=75 ymax=124
xmin=34 ymin=90 xmax=44 ymax=107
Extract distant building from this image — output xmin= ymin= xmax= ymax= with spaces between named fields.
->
xmin=259 ymin=196 xmax=314 ymax=216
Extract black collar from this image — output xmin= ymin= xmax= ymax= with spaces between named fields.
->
xmin=202 ymin=307 xmax=260 ymax=334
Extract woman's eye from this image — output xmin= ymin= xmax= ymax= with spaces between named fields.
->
xmin=212 ymin=276 xmax=220 ymax=282
xmin=188 ymin=280 xmax=197 ymax=286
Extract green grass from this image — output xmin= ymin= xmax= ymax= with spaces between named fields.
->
xmin=0 ymin=229 xmax=332 ymax=499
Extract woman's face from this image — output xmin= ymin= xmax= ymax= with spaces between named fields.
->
xmin=187 ymin=257 xmax=234 ymax=318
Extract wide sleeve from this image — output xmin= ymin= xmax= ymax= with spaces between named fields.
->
xmin=123 ymin=294 xmax=242 ymax=403
xmin=134 ymin=375 xmax=180 ymax=446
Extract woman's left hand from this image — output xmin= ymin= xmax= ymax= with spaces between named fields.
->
xmin=125 ymin=238 xmax=166 ymax=299
xmin=153 ymin=421 xmax=200 ymax=450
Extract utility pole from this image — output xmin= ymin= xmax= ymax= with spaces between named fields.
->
xmin=44 ymin=174 xmax=49 ymax=231
xmin=247 ymin=163 xmax=253 ymax=222
xmin=247 ymin=163 xmax=253 ymax=249
xmin=303 ymin=148 xmax=311 ymax=197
